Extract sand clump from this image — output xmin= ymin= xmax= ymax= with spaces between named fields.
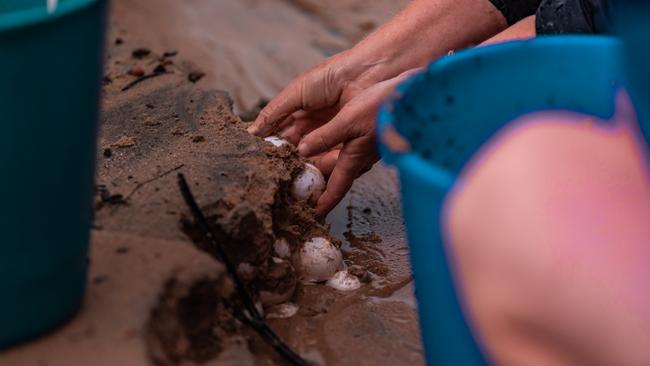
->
xmin=96 ymin=40 xmax=343 ymax=363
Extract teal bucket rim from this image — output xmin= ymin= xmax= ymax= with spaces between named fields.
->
xmin=378 ymin=35 xmax=621 ymax=189
xmin=0 ymin=0 xmax=99 ymax=33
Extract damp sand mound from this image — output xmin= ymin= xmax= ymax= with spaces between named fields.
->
xmin=97 ymin=45 xmax=338 ymax=365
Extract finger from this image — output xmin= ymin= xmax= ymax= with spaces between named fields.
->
xmin=280 ymin=106 xmax=340 ymax=144
xmin=297 ymin=110 xmax=355 ymax=157
xmin=280 ymin=124 xmax=302 ymax=145
xmin=248 ymin=70 xmax=340 ymax=136
xmin=276 ymin=110 xmax=314 ymax=141
xmin=314 ymin=147 xmax=363 ymax=217
xmin=248 ymin=82 xmax=303 ymax=136
xmin=276 ymin=113 xmax=296 ymax=132
xmin=310 ymin=149 xmax=340 ymax=176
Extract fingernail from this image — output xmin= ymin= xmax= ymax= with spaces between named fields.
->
xmin=298 ymin=142 xmax=310 ymax=156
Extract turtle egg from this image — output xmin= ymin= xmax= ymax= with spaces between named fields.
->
xmin=273 ymin=237 xmax=291 ymax=259
xmin=237 ymin=262 xmax=256 ymax=281
xmin=264 ymin=136 xmax=289 ymax=147
xmin=294 ymin=237 xmax=343 ymax=283
xmin=292 ymin=163 xmax=325 ymax=204
xmin=266 ymin=303 xmax=299 ymax=319
xmin=327 ymin=270 xmax=361 ymax=291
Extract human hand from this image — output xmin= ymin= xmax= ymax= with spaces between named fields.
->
xmin=249 ymin=56 xmax=415 ymax=216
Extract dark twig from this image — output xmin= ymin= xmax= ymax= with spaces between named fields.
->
xmin=177 ymin=173 xmax=309 ymax=366
xmin=223 ymin=299 xmax=309 ymax=365
xmin=121 ymin=71 xmax=171 ymax=91
xmin=124 ymin=164 xmax=184 ymax=201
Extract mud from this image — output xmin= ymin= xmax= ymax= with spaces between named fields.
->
xmin=146 ymin=277 xmax=238 ymax=366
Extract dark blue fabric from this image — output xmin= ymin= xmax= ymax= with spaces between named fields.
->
xmin=487 ymin=0 xmax=609 ymax=34
xmin=536 ymin=0 xmax=610 ymax=34
xmin=488 ymin=0 xmax=541 ymax=25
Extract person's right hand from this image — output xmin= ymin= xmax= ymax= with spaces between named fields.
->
xmin=248 ymin=48 xmax=415 ymax=216
xmin=247 ymin=48 xmax=373 ymax=137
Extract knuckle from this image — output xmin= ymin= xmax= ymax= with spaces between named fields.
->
xmin=298 ymin=79 xmax=312 ymax=110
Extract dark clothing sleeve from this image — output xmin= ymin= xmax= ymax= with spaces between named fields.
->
xmin=536 ymin=0 xmax=610 ymax=34
xmin=488 ymin=0 xmax=609 ymax=34
xmin=488 ymin=0 xmax=542 ymax=25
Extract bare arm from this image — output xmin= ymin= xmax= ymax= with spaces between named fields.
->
xmin=248 ymin=0 xmax=511 ymax=216
xmin=249 ymin=0 xmax=508 ymax=136
xmin=348 ymin=0 xmax=509 ymax=88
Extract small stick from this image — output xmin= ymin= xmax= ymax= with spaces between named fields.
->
xmin=121 ymin=71 xmax=171 ymax=91
xmin=177 ymin=173 xmax=309 ymax=366
xmin=124 ymin=164 xmax=184 ymax=201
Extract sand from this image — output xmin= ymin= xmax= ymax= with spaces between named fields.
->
xmin=0 ymin=1 xmax=423 ymax=365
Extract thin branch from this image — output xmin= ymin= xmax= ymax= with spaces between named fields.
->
xmin=121 ymin=71 xmax=171 ymax=91
xmin=125 ymin=164 xmax=184 ymax=201
xmin=177 ymin=173 xmax=309 ymax=366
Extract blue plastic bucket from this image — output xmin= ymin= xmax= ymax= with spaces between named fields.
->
xmin=0 ymin=0 xmax=106 ymax=347
xmin=611 ymin=1 xmax=650 ymax=142
xmin=378 ymin=36 xmax=625 ymax=365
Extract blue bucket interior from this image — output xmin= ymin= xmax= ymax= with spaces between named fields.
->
xmin=0 ymin=0 xmax=97 ymax=32
xmin=378 ymin=36 xmax=625 ymax=365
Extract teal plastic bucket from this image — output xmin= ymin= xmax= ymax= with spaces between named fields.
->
xmin=0 ymin=0 xmax=106 ymax=347
xmin=378 ymin=36 xmax=624 ymax=365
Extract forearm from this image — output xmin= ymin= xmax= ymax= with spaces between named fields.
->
xmin=344 ymin=0 xmax=508 ymax=87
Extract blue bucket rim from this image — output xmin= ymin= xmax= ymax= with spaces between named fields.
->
xmin=377 ymin=35 xmax=621 ymax=189
xmin=376 ymin=35 xmax=622 ymax=365
xmin=0 ymin=0 xmax=99 ymax=33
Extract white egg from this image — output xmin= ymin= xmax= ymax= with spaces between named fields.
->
xmin=264 ymin=136 xmax=289 ymax=147
xmin=266 ymin=303 xmax=300 ymax=319
xmin=237 ymin=262 xmax=256 ymax=281
xmin=291 ymin=163 xmax=325 ymax=204
xmin=294 ymin=237 xmax=343 ymax=283
xmin=273 ymin=238 xmax=291 ymax=259
xmin=327 ymin=270 xmax=361 ymax=291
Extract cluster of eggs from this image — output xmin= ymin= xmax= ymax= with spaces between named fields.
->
xmin=256 ymin=136 xmax=365 ymax=315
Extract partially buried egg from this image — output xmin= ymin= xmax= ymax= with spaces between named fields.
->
xmin=327 ymin=270 xmax=361 ymax=291
xmin=292 ymin=163 xmax=325 ymax=205
xmin=264 ymin=136 xmax=289 ymax=147
xmin=273 ymin=237 xmax=291 ymax=259
xmin=266 ymin=302 xmax=299 ymax=319
xmin=293 ymin=237 xmax=343 ymax=283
